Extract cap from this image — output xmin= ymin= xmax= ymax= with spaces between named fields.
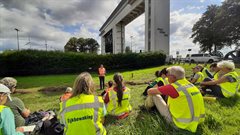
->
xmin=0 ymin=84 xmax=12 ymax=101
xmin=65 ymin=87 xmax=73 ymax=93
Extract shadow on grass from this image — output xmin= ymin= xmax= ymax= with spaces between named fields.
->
xmin=104 ymin=115 xmax=119 ymax=127
xmin=217 ymin=94 xmax=239 ymax=107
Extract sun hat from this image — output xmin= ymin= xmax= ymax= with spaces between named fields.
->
xmin=0 ymin=84 xmax=12 ymax=101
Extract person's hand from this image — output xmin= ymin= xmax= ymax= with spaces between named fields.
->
xmin=16 ymin=127 xmax=24 ymax=132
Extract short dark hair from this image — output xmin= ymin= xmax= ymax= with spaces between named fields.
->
xmin=155 ymin=70 xmax=160 ymax=77
xmin=108 ymin=80 xmax=113 ymax=87
xmin=159 ymin=68 xmax=168 ymax=76
xmin=210 ymin=63 xmax=217 ymax=68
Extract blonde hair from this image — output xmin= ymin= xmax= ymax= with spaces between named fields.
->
xmin=217 ymin=60 xmax=235 ymax=71
xmin=167 ymin=66 xmax=185 ymax=80
xmin=0 ymin=77 xmax=17 ymax=92
xmin=72 ymin=72 xmax=95 ymax=97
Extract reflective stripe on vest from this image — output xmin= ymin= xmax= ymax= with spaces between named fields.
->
xmin=220 ymin=71 xmax=239 ymax=97
xmin=173 ymin=82 xmax=205 ymax=123
xmin=60 ymin=96 xmax=103 ymax=135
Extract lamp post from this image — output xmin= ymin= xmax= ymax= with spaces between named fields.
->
xmin=14 ymin=28 xmax=20 ymax=51
xmin=130 ymin=36 xmax=133 ymax=51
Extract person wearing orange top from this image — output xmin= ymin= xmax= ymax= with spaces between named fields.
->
xmin=60 ymin=87 xmax=73 ymax=102
xmin=98 ymin=64 xmax=106 ymax=90
xmin=101 ymin=81 xmax=113 ymax=100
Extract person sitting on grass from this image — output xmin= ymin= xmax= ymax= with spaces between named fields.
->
xmin=60 ymin=87 xmax=73 ymax=102
xmin=101 ymin=80 xmax=113 ymax=100
xmin=143 ymin=69 xmax=168 ymax=96
xmin=209 ymin=63 xmax=224 ymax=80
xmin=200 ymin=60 xmax=239 ymax=98
xmin=197 ymin=64 xmax=213 ymax=79
xmin=59 ymin=72 xmax=106 ymax=135
xmin=104 ymin=73 xmax=132 ymax=120
xmin=0 ymin=77 xmax=31 ymax=127
xmin=190 ymin=66 xmax=204 ymax=85
xmin=0 ymin=84 xmax=24 ymax=135
xmin=148 ymin=66 xmax=205 ymax=133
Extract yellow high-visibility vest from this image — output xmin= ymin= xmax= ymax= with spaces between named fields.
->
xmin=59 ymin=94 xmax=106 ymax=135
xmin=195 ymin=72 xmax=204 ymax=84
xmin=107 ymin=87 xmax=132 ymax=116
xmin=155 ymin=77 xmax=169 ymax=85
xmin=168 ymin=78 xmax=205 ymax=132
xmin=219 ymin=71 xmax=239 ymax=98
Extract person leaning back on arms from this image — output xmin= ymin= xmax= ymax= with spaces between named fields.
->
xmin=0 ymin=77 xmax=31 ymax=127
xmin=0 ymin=84 xmax=24 ymax=135
xmin=59 ymin=72 xmax=106 ymax=135
xmin=147 ymin=66 xmax=205 ymax=133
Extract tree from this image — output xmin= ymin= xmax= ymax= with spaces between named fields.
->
xmin=125 ymin=46 xmax=132 ymax=53
xmin=191 ymin=5 xmax=225 ymax=53
xmin=64 ymin=37 xmax=78 ymax=52
xmin=85 ymin=38 xmax=99 ymax=53
xmin=218 ymin=0 xmax=240 ymax=49
xmin=64 ymin=37 xmax=99 ymax=53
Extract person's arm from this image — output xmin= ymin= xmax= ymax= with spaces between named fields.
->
xmin=104 ymin=92 xmax=110 ymax=104
xmin=190 ymin=74 xmax=199 ymax=84
xmin=2 ymin=108 xmax=24 ymax=135
xmin=148 ymin=87 xmax=162 ymax=95
xmin=201 ymin=76 xmax=228 ymax=86
xmin=15 ymin=98 xmax=31 ymax=118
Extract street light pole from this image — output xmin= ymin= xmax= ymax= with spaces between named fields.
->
xmin=130 ymin=36 xmax=133 ymax=51
xmin=14 ymin=28 xmax=20 ymax=51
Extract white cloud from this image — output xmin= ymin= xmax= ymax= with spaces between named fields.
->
xmin=170 ymin=9 xmax=202 ymax=57
xmin=0 ymin=0 xmax=120 ymax=51
xmin=200 ymin=0 xmax=206 ymax=3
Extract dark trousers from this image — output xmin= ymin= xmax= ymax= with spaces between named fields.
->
xmin=99 ymin=76 xmax=105 ymax=90
xmin=201 ymin=78 xmax=224 ymax=98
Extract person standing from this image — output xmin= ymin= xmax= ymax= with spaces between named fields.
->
xmin=98 ymin=64 xmax=106 ymax=90
xmin=59 ymin=72 xmax=106 ymax=135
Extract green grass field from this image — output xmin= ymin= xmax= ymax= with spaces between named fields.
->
xmin=12 ymin=64 xmax=240 ymax=135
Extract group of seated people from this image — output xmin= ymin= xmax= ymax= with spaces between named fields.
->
xmin=0 ymin=60 xmax=239 ymax=134
xmin=144 ymin=60 xmax=239 ymax=133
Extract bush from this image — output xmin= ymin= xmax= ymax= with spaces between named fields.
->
xmin=0 ymin=50 xmax=166 ymax=76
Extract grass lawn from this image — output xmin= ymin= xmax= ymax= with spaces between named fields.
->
xmin=11 ymin=64 xmax=240 ymax=135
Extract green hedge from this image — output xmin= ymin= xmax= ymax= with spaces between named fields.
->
xmin=0 ymin=50 xmax=166 ymax=76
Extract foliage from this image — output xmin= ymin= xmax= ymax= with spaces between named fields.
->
xmin=64 ymin=37 xmax=78 ymax=52
xmin=218 ymin=0 xmax=240 ymax=49
xmin=0 ymin=50 xmax=166 ymax=76
xmin=191 ymin=1 xmax=240 ymax=52
xmin=14 ymin=64 xmax=240 ymax=135
xmin=64 ymin=37 xmax=99 ymax=53
xmin=125 ymin=46 xmax=132 ymax=53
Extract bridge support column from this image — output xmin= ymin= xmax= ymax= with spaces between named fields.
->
xmin=113 ymin=23 xmax=125 ymax=53
xmin=145 ymin=0 xmax=169 ymax=54
xmin=101 ymin=36 xmax=106 ymax=54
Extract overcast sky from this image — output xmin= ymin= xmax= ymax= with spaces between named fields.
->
xmin=0 ymin=0 xmax=226 ymax=57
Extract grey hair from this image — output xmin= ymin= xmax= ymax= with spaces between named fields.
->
xmin=167 ymin=66 xmax=185 ymax=80
xmin=217 ymin=60 xmax=235 ymax=71
xmin=0 ymin=77 xmax=17 ymax=92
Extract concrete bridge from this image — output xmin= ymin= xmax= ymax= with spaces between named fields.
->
xmin=99 ymin=0 xmax=169 ymax=54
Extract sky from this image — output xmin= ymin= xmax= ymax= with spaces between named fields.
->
xmin=0 ymin=0 xmax=227 ymax=57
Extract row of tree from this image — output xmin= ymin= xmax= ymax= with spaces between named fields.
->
xmin=64 ymin=37 xmax=99 ymax=53
xmin=191 ymin=0 xmax=240 ymax=53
